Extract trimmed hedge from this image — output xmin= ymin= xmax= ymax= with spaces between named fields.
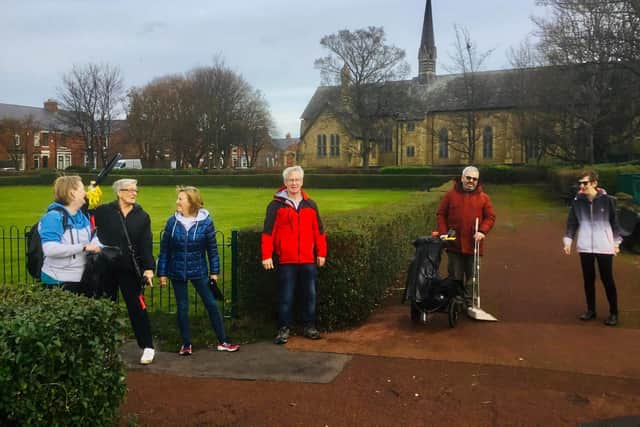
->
xmin=380 ymin=165 xmax=548 ymax=183
xmin=0 ymin=173 xmax=453 ymax=189
xmin=0 ymin=286 xmax=126 ymax=426
xmin=0 ymin=164 xmax=548 ymax=187
xmin=235 ymin=191 xmax=441 ymax=330
xmin=476 ymin=165 xmax=548 ymax=184
xmin=547 ymin=163 xmax=640 ymax=195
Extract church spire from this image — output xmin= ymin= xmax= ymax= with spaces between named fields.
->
xmin=418 ymin=0 xmax=437 ymax=83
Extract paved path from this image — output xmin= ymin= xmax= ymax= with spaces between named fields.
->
xmin=121 ymin=185 xmax=640 ymax=426
xmin=120 ymin=341 xmax=350 ymax=383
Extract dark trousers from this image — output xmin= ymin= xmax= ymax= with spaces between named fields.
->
xmin=579 ymin=253 xmax=618 ymax=315
xmin=277 ymin=263 xmax=317 ymax=329
xmin=447 ymin=251 xmax=474 ymax=301
xmin=172 ymin=277 xmax=227 ymax=345
xmin=103 ymin=269 xmax=154 ymax=349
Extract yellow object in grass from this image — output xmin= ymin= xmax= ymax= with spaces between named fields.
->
xmin=86 ymin=184 xmax=103 ymax=209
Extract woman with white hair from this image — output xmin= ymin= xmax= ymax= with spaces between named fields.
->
xmin=93 ymin=178 xmax=156 ymax=365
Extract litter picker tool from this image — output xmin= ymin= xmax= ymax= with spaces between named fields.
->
xmin=467 ymin=217 xmax=498 ymax=321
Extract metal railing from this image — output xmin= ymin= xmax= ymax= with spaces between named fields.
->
xmin=0 ymin=227 xmax=238 ymax=318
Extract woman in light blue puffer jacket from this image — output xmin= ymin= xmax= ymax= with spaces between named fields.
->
xmin=40 ymin=175 xmax=101 ymax=291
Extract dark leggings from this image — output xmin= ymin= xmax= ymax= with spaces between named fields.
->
xmin=579 ymin=253 xmax=618 ymax=315
xmin=103 ymin=269 xmax=154 ymax=349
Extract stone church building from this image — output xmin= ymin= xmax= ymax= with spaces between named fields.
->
xmin=298 ymin=0 xmax=531 ymax=168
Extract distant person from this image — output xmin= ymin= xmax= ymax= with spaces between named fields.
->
xmin=261 ymin=166 xmax=327 ymax=344
xmin=39 ymin=175 xmax=101 ymax=292
xmin=157 ymin=186 xmax=239 ymax=355
xmin=436 ymin=166 xmax=496 ymax=305
xmin=93 ymin=179 xmax=156 ymax=365
xmin=563 ymin=170 xmax=622 ymax=326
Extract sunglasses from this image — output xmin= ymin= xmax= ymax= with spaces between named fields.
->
xmin=577 ymin=180 xmax=590 ymax=186
xmin=464 ymin=176 xmax=478 ymax=182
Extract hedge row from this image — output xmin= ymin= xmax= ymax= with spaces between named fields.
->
xmin=380 ymin=165 xmax=549 ymax=183
xmin=546 ymin=163 xmax=640 ymax=195
xmin=0 ymin=286 xmax=126 ymax=426
xmin=64 ymin=166 xmax=205 ymax=175
xmin=235 ymin=191 xmax=441 ymax=330
xmin=0 ymin=164 xmax=549 ymax=187
xmin=0 ymin=173 xmax=453 ymax=189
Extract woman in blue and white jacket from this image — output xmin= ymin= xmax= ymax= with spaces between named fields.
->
xmin=157 ymin=186 xmax=239 ymax=355
xmin=563 ymin=171 xmax=622 ymax=326
xmin=40 ymin=175 xmax=101 ymax=291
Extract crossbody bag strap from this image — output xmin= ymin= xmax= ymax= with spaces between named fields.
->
xmin=117 ymin=210 xmax=143 ymax=279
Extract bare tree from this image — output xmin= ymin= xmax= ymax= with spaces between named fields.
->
xmin=162 ymin=76 xmax=202 ymax=168
xmin=506 ymin=37 xmax=552 ymax=163
xmin=315 ymin=26 xmax=410 ymax=168
xmin=190 ymin=59 xmax=252 ymax=168
xmin=236 ymin=90 xmax=275 ymax=168
xmin=126 ymin=58 xmax=272 ymax=169
xmin=58 ymin=63 xmax=125 ymax=167
xmin=533 ymin=0 xmax=640 ymax=163
xmin=440 ymin=25 xmax=495 ymax=162
xmin=0 ymin=117 xmax=35 ymax=169
xmin=128 ymin=78 xmax=175 ymax=163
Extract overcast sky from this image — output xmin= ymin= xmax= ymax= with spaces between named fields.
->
xmin=0 ymin=0 xmax=547 ymax=138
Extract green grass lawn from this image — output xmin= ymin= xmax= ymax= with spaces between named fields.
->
xmin=0 ymin=185 xmax=419 ymax=349
xmin=0 ymin=186 xmax=415 ymax=235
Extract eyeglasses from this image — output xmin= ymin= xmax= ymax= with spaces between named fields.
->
xmin=120 ymin=188 xmax=139 ymax=194
xmin=464 ymin=176 xmax=478 ymax=182
xmin=577 ymin=181 xmax=590 ymax=186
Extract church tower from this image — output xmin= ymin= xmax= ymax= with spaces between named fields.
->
xmin=418 ymin=0 xmax=437 ymax=83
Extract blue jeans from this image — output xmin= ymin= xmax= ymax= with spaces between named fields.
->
xmin=278 ymin=263 xmax=317 ymax=329
xmin=172 ymin=277 xmax=226 ymax=345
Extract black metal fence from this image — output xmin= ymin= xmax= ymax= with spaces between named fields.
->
xmin=0 ymin=226 xmax=238 ymax=318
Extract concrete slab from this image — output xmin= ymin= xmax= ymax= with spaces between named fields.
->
xmin=119 ymin=341 xmax=351 ymax=384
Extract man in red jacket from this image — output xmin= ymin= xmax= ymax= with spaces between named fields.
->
xmin=437 ymin=166 xmax=496 ymax=305
xmin=262 ymin=166 xmax=327 ymax=344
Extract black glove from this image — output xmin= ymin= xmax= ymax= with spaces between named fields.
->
xmin=209 ymin=278 xmax=223 ymax=300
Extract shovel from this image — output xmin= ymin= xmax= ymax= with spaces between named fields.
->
xmin=467 ymin=217 xmax=498 ymax=321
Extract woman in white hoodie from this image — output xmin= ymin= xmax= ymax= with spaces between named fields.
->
xmin=563 ymin=171 xmax=622 ymax=326
xmin=157 ymin=186 xmax=239 ymax=355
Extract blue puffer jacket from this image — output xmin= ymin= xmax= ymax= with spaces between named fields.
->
xmin=156 ymin=209 xmax=220 ymax=281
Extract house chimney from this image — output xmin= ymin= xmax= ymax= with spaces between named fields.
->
xmin=44 ymin=99 xmax=58 ymax=113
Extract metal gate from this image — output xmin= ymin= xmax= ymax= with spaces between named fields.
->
xmin=0 ymin=226 xmax=239 ymax=318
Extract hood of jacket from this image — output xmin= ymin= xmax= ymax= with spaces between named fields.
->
xmin=46 ymin=202 xmax=90 ymax=227
xmin=174 ymin=208 xmax=210 ymax=224
xmin=452 ymin=178 xmax=484 ymax=195
xmin=274 ymin=186 xmax=309 ymax=209
xmin=573 ymin=187 xmax=608 ymax=202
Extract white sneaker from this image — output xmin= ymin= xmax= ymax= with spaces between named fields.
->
xmin=140 ymin=348 xmax=155 ymax=365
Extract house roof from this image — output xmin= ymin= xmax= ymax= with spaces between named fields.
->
xmin=0 ymin=102 xmax=70 ymax=131
xmin=271 ymin=137 xmax=299 ymax=151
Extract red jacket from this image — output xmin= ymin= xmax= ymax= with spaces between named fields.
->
xmin=436 ymin=179 xmax=496 ymax=255
xmin=261 ymin=187 xmax=327 ymax=264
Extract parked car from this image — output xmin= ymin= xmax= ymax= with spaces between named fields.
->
xmin=115 ymin=159 xmax=143 ymax=169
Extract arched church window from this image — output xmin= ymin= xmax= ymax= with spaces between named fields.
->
xmin=438 ymin=128 xmax=448 ymax=159
xmin=483 ymin=126 xmax=493 ymax=159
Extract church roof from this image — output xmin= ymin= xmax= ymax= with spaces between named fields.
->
xmin=301 ymin=66 xmax=545 ymax=126
xmin=420 ymin=0 xmax=435 ymax=51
